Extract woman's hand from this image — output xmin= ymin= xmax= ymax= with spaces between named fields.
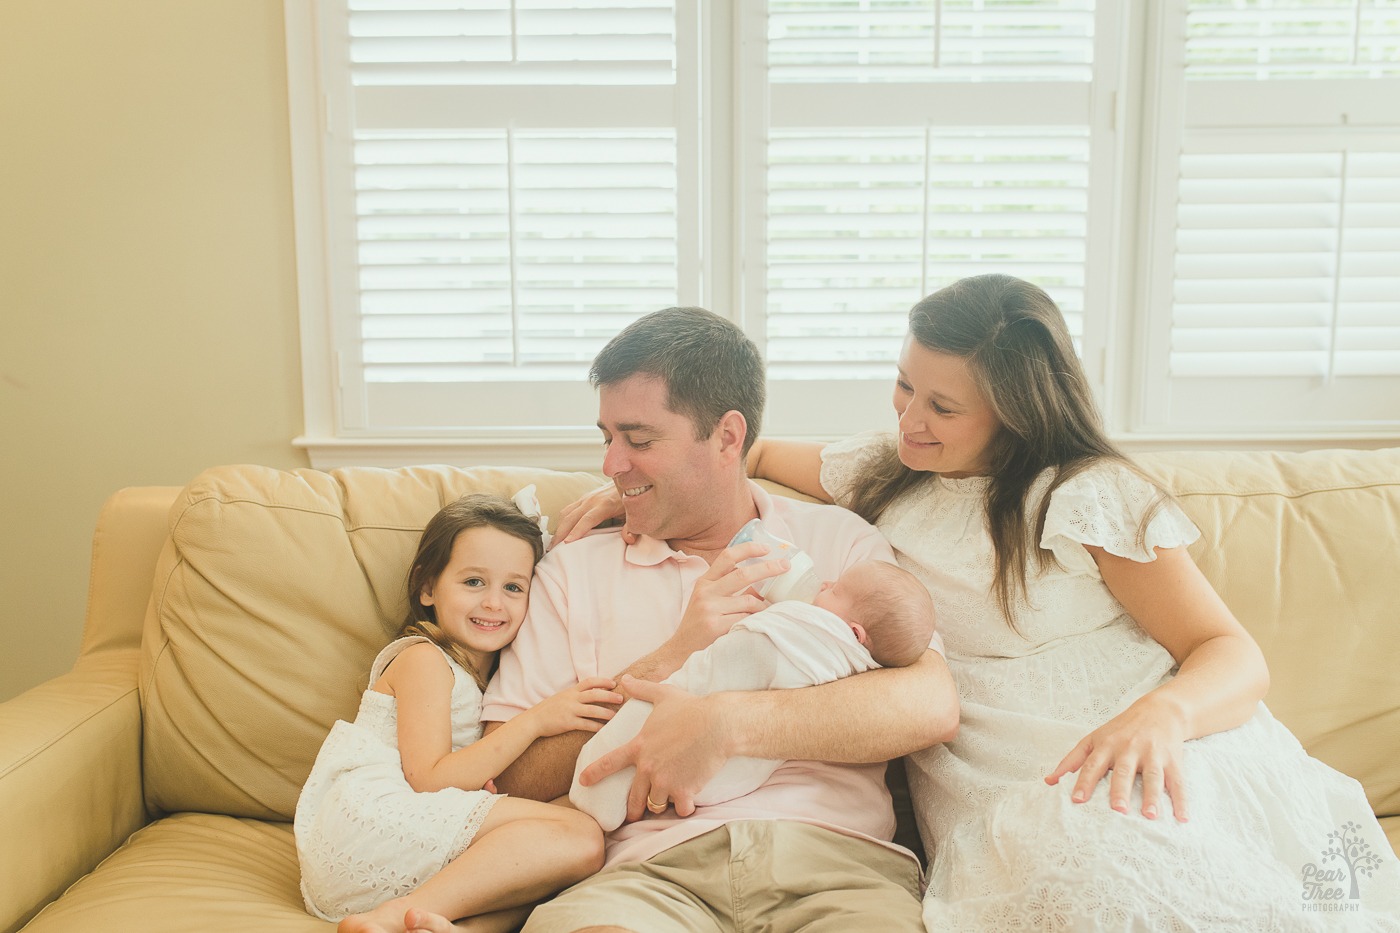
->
xmin=577 ymin=676 xmax=731 ymax=821
xmin=1045 ymin=692 xmax=1191 ymax=822
xmin=524 ymin=677 xmax=624 ymax=737
xmin=556 ymin=483 xmax=629 ymax=546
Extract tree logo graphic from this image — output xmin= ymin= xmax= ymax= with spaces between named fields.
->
xmin=1301 ymin=821 xmax=1383 ymax=907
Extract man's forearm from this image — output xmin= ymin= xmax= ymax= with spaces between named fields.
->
xmin=619 ymin=644 xmax=689 ymax=685
xmin=716 ymin=651 xmax=959 ymax=763
xmin=487 ymin=726 xmax=592 ymax=801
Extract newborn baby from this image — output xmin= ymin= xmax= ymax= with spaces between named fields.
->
xmin=570 ymin=559 xmax=937 ymax=830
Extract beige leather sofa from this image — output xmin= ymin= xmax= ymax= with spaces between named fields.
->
xmin=3 ymin=450 xmax=1398 ymax=932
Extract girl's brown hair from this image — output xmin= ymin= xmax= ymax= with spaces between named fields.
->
xmin=399 ymin=493 xmax=545 ymax=689
xmin=848 ymin=273 xmax=1163 ymax=627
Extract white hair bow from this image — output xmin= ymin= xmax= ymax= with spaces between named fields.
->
xmin=511 ymin=483 xmax=552 ymax=551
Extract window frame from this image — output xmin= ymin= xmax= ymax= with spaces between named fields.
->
xmin=285 ymin=0 xmax=1400 ymax=471
xmin=1133 ymin=0 xmax=1400 ymax=437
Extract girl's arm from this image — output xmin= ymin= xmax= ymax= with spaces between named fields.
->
xmin=1046 ymin=545 xmax=1270 ymax=821
xmin=554 ymin=438 xmax=832 ymax=544
xmin=386 ymin=643 xmax=622 ymax=793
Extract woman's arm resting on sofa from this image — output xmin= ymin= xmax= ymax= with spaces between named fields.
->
xmin=578 ymin=649 xmax=958 ymax=820
xmin=744 ymin=439 xmax=830 ymax=503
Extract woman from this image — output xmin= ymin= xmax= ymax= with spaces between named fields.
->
xmin=558 ymin=274 xmax=1400 ymax=930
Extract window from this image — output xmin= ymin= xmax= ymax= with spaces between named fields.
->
xmin=285 ymin=0 xmax=1400 ymax=468
xmin=748 ymin=0 xmax=1117 ymax=435
xmin=1137 ymin=0 xmax=1400 ymax=433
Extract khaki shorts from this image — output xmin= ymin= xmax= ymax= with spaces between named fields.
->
xmin=522 ymin=820 xmax=924 ymax=933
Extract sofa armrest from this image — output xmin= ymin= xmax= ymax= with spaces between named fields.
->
xmin=0 ymin=651 xmax=146 ymax=933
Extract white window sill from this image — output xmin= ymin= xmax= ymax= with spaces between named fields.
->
xmin=295 ymin=432 xmax=1400 ymax=471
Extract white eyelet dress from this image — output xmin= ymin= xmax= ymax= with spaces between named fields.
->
xmin=821 ymin=434 xmax=1400 ymax=933
xmin=294 ymin=636 xmax=500 ymax=921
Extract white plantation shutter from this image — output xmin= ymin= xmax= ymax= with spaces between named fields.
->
xmin=349 ymin=1 xmax=676 ymax=85
xmin=357 ymin=130 xmax=678 ymax=382
xmin=295 ymin=0 xmax=1124 ymax=444
xmin=1183 ymin=0 xmax=1400 ymax=80
xmin=288 ymin=0 xmax=1399 ymax=462
xmin=1140 ymin=0 xmax=1400 ymax=433
xmin=765 ymin=127 xmax=1091 ymax=378
xmin=766 ymin=0 xmax=1096 ymax=81
xmin=1171 ymin=149 xmax=1400 ymax=379
xmin=752 ymin=0 xmax=1115 ymax=432
xmin=309 ymin=0 xmax=691 ymax=433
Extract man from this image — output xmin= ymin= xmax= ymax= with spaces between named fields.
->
xmin=481 ymin=307 xmax=958 ymax=932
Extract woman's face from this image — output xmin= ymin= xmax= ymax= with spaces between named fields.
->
xmin=892 ymin=335 xmax=1002 ymax=478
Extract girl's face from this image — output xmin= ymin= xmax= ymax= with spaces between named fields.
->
xmin=419 ymin=526 xmax=536 ymax=668
xmin=893 ymin=335 xmax=1002 ymax=478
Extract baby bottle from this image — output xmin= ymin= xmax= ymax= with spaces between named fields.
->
xmin=728 ymin=518 xmax=822 ymax=603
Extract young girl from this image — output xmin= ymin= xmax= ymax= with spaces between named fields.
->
xmin=295 ymin=492 xmax=622 ymax=933
xmin=557 ymin=274 xmax=1400 ymax=930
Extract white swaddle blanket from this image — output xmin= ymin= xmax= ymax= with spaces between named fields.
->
xmin=570 ymin=601 xmax=879 ymax=831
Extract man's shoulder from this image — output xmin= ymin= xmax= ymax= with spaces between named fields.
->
xmin=769 ymin=491 xmax=875 ymax=532
xmin=536 ymin=527 xmax=627 ymax=573
xmin=763 ymin=486 xmax=893 ymax=569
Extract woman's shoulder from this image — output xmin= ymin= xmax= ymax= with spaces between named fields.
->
xmin=1039 ymin=457 xmax=1199 ymax=564
xmin=820 ymin=431 xmax=894 ymax=472
xmin=1045 ymin=457 xmax=1164 ymax=506
xmin=818 ymin=431 xmax=897 ymax=506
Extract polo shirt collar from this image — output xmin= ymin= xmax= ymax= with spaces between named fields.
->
xmin=624 ymin=480 xmax=790 ymax=567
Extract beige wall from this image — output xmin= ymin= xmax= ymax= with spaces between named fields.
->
xmin=0 ymin=1 xmax=307 ymax=701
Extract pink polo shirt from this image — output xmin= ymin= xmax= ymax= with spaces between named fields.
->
xmin=482 ymin=482 xmax=930 ymax=868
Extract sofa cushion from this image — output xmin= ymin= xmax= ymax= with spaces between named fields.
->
xmin=19 ymin=814 xmax=322 ymax=933
xmin=139 ymin=465 xmax=604 ymax=821
xmin=1140 ymin=448 xmax=1400 ymax=819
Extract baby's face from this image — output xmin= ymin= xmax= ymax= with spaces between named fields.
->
xmin=812 ymin=563 xmax=875 ymax=624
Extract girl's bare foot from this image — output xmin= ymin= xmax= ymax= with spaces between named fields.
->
xmin=405 ymin=905 xmax=534 ymax=933
xmin=403 ymin=907 xmax=468 ymax=932
xmin=339 ymin=897 xmax=413 ymax=933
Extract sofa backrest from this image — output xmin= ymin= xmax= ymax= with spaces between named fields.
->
xmin=139 ymin=464 xmax=604 ymax=821
xmin=138 ymin=450 xmax=1400 ymax=824
xmin=1140 ymin=448 xmax=1400 ymax=819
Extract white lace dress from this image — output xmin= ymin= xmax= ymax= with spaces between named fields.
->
xmin=822 ymin=434 xmax=1400 ymax=932
xmin=294 ymin=636 xmax=500 ymax=921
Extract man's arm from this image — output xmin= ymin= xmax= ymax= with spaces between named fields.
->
xmin=485 ymin=724 xmax=591 ymax=801
xmin=580 ymin=649 xmax=958 ymax=817
xmin=719 ymin=649 xmax=958 ymax=761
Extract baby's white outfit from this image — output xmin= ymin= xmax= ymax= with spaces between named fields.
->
xmin=570 ymin=600 xmax=878 ymax=831
xmin=295 ymin=636 xmax=499 ymax=921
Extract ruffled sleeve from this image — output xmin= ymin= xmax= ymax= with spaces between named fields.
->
xmin=819 ymin=431 xmax=895 ymax=508
xmin=1040 ymin=462 xmax=1200 ymax=577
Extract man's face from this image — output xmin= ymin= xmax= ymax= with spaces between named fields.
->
xmin=597 ymin=374 xmax=726 ymax=543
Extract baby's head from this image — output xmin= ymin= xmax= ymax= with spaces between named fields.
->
xmin=400 ymin=493 xmax=546 ymax=688
xmin=813 ymin=560 xmax=935 ymax=668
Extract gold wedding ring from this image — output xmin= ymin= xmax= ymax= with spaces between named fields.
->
xmin=645 ymin=795 xmax=668 ymax=814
